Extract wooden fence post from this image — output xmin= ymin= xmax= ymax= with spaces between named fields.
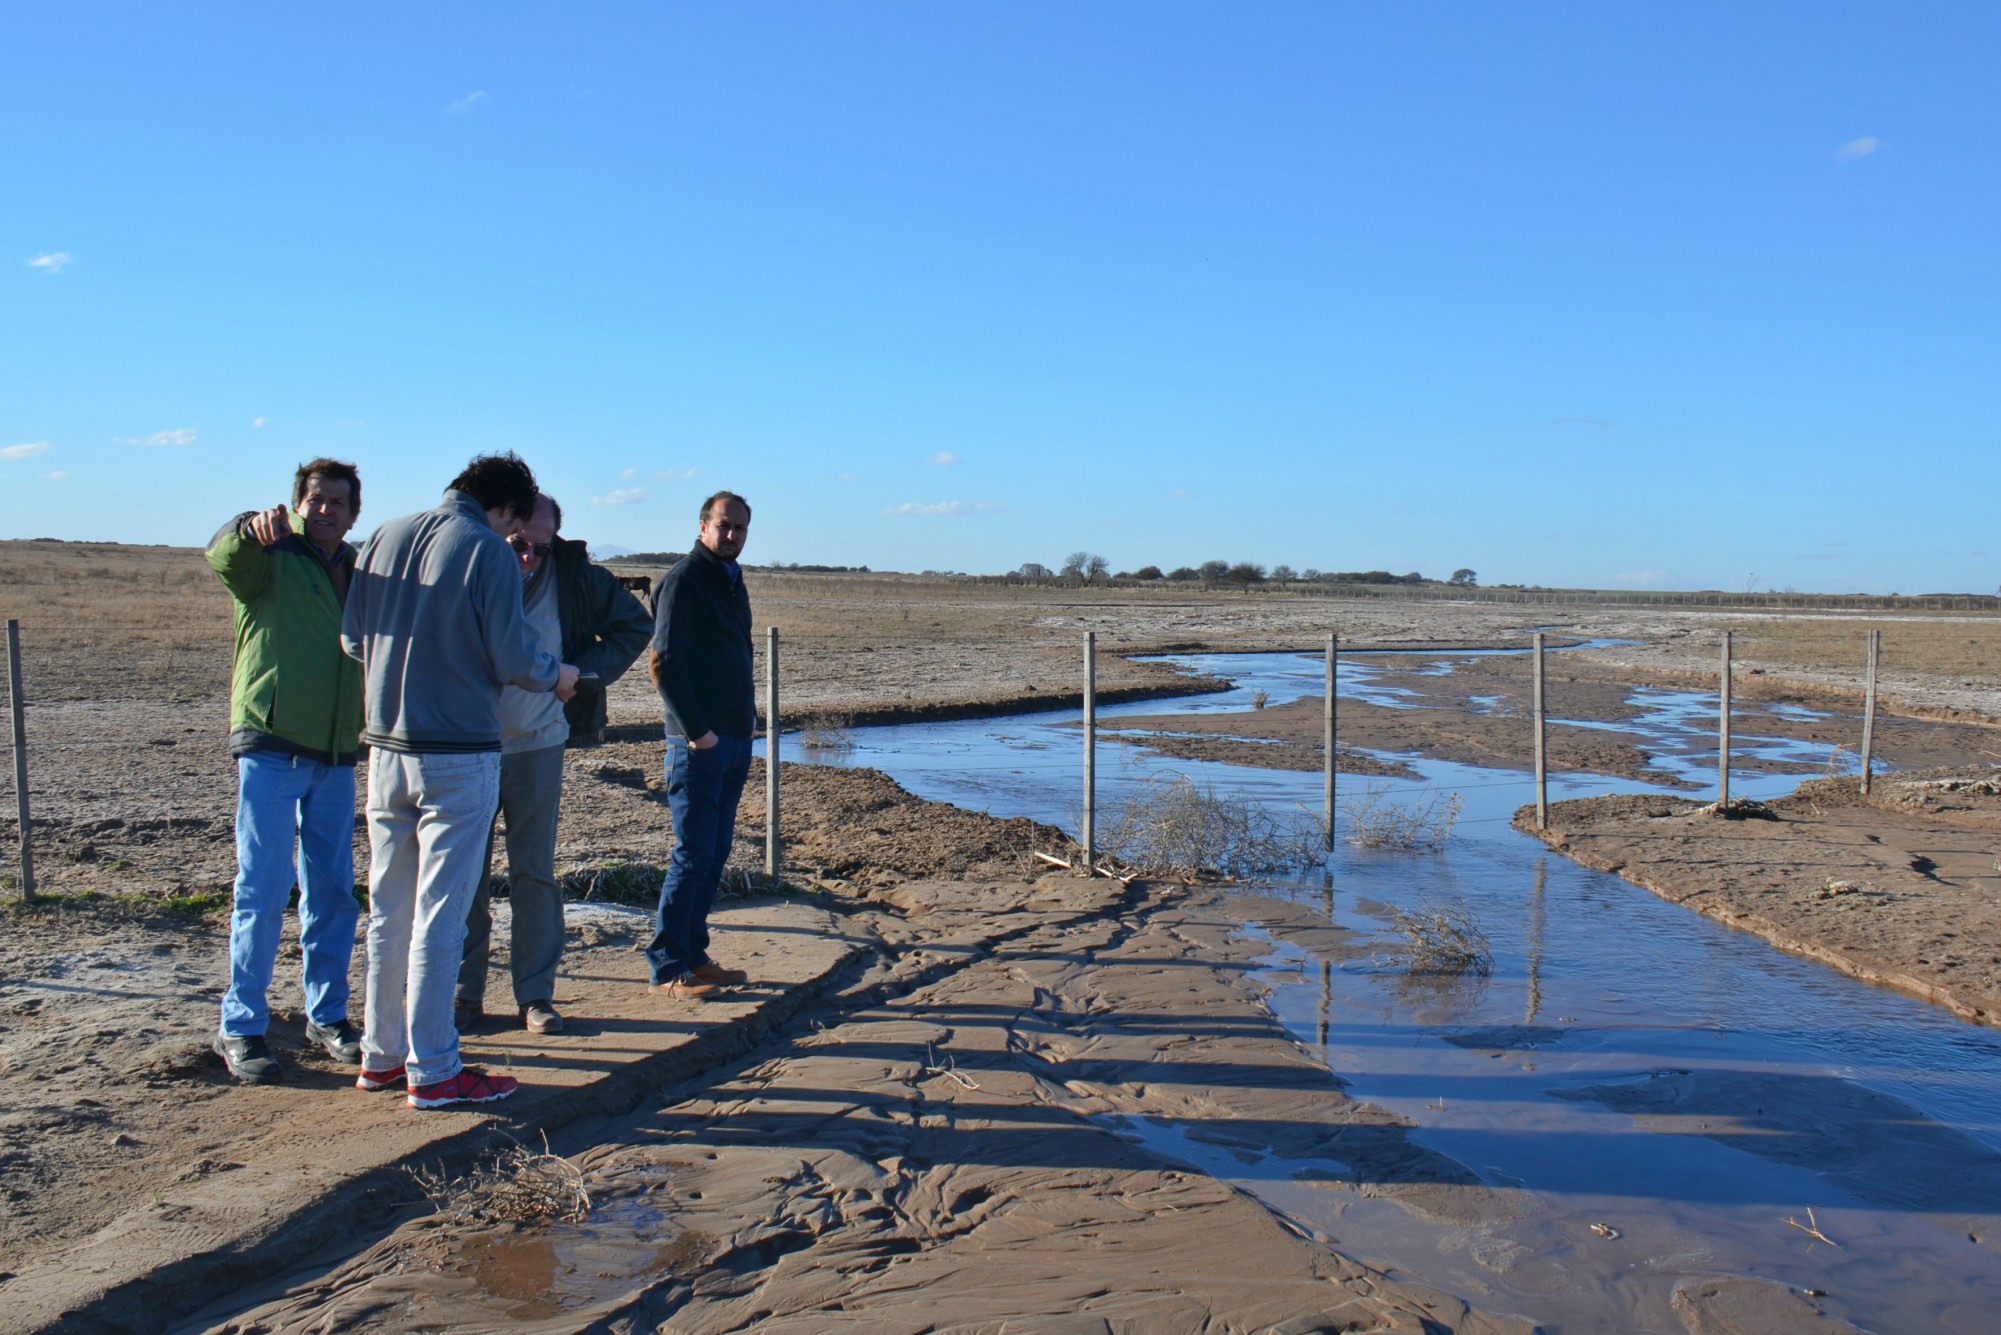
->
xmin=1533 ymin=631 xmax=1548 ymax=829
xmin=1717 ymin=631 xmax=1733 ymax=812
xmin=6 ymin=620 xmax=33 ymax=902
xmin=765 ymin=626 xmax=780 ymax=882
xmin=1081 ymin=631 xmax=1096 ymax=874
xmin=1860 ymin=628 xmax=1879 ymax=795
xmin=1323 ymin=632 xmax=1336 ymax=850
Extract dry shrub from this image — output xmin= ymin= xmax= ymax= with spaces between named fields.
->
xmin=1388 ymin=900 xmax=1492 ymax=976
xmin=1097 ymin=773 xmax=1318 ymax=879
xmin=412 ymin=1135 xmax=591 ymax=1227
xmin=799 ymin=715 xmax=856 ymax=755
xmin=1341 ymin=784 xmax=1462 ymax=851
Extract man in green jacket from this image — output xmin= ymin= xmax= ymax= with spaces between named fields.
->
xmin=206 ymin=459 xmax=366 ymax=1084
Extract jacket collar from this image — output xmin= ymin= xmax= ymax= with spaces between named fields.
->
xmin=286 ymin=507 xmax=356 ymax=566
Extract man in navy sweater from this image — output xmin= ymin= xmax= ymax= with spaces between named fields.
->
xmin=644 ymin=491 xmax=755 ymax=999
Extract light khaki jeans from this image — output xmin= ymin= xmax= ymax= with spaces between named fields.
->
xmin=359 ymin=748 xmax=501 ymax=1087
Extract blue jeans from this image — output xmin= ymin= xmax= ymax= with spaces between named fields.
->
xmin=221 ymin=751 xmax=360 ymax=1037
xmin=646 ymin=733 xmax=752 ymax=983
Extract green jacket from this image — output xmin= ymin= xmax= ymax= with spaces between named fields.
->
xmin=207 ymin=510 xmax=365 ymax=766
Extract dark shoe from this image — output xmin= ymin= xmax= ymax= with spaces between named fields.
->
xmin=214 ymin=1033 xmax=284 ymax=1084
xmin=305 ymin=1018 xmax=362 ymax=1064
xmin=453 ymin=997 xmax=484 ymax=1033
xmin=648 ymin=974 xmax=718 ymax=1000
xmin=521 ymin=1000 xmax=564 ymax=1035
xmin=408 ymin=1066 xmax=519 ymax=1110
xmin=691 ymin=961 xmax=748 ymax=986
xmin=355 ymin=1064 xmax=406 ymax=1092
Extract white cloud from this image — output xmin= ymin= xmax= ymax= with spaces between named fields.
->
xmin=45 ymin=470 xmax=70 ymax=481
xmin=1168 ymin=488 xmax=1190 ymax=498
xmin=928 ymin=451 xmax=958 ymax=466
xmin=882 ymin=499 xmax=1000 ymax=518
xmin=837 ymin=471 xmax=859 ymax=482
xmin=27 ymin=252 xmax=71 ymax=274
xmin=1 ymin=440 xmax=50 ymax=462
xmin=652 ymin=467 xmax=697 ymax=481
xmin=1835 ymin=136 xmax=1881 ymax=161
xmin=252 ymin=416 xmax=268 ymax=428
xmin=621 ymin=467 xmax=637 ymax=479
xmin=592 ymin=488 xmax=647 ymax=506
xmin=1612 ymin=569 xmax=1672 ymax=585
xmin=447 ymin=90 xmax=488 ymax=114
xmin=118 ymin=427 xmax=197 ymax=447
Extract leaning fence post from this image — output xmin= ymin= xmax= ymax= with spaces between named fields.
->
xmin=1717 ymin=631 xmax=1733 ymax=812
xmin=1323 ymin=632 xmax=1336 ymax=850
xmin=1533 ymin=631 xmax=1548 ymax=829
xmin=764 ymin=626 xmax=780 ymax=882
xmin=1081 ymin=631 xmax=1096 ymax=874
xmin=6 ymin=620 xmax=33 ymax=902
xmin=1860 ymin=628 xmax=1879 ymax=795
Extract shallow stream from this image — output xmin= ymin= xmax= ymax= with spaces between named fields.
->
xmin=791 ymin=649 xmax=2001 ymax=1333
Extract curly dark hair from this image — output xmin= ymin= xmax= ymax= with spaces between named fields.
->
xmin=292 ymin=458 xmax=361 ymax=516
xmin=448 ymin=452 xmax=539 ymax=521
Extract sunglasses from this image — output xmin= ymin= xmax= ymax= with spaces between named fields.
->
xmin=508 ymin=537 xmax=553 ymax=557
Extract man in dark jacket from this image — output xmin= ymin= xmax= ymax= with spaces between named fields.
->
xmin=644 ymin=491 xmax=756 ymax=1000
xmin=456 ymin=496 xmax=650 ymax=1034
xmin=206 ymin=459 xmax=367 ymax=1084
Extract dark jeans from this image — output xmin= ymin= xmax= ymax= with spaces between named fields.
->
xmin=645 ymin=733 xmax=752 ymax=983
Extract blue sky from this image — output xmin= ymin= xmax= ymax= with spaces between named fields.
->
xmin=4 ymin=4 xmax=1995 ymax=593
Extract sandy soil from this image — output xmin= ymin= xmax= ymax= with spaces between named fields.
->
xmin=1515 ymin=770 xmax=2001 ymax=1026
xmin=187 ymin=881 xmax=1542 ymax=1335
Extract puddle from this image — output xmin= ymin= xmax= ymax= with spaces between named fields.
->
xmin=786 ymin=650 xmax=2001 ymax=1333
xmin=449 ymin=1193 xmax=703 ymax=1320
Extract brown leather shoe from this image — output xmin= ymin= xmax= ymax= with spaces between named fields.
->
xmin=649 ymin=974 xmax=718 ymax=1000
xmin=691 ymin=961 xmax=749 ymax=986
xmin=521 ymin=1000 xmax=564 ymax=1034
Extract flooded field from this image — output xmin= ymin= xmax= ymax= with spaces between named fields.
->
xmin=789 ymin=650 xmax=2001 ymax=1333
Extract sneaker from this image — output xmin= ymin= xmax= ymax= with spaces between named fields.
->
xmin=453 ymin=997 xmax=484 ymax=1033
xmin=355 ymin=1064 xmax=406 ymax=1092
xmin=521 ymin=1000 xmax=565 ymax=1035
xmin=214 ymin=1033 xmax=284 ymax=1084
xmin=305 ymin=1018 xmax=362 ymax=1064
xmin=648 ymin=974 xmax=719 ymax=1000
xmin=691 ymin=961 xmax=749 ymax=986
xmin=407 ymin=1066 xmax=519 ymax=1110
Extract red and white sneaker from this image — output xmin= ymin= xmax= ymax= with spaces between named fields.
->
xmin=355 ymin=1065 xmax=406 ymax=1092
xmin=407 ymin=1066 xmax=519 ymax=1110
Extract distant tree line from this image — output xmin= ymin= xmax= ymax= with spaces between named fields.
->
xmin=1014 ymin=555 xmax=1476 ymax=591
xmin=613 ymin=551 xmax=872 ymax=574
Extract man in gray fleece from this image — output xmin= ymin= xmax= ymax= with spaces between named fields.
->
xmin=340 ymin=453 xmax=580 ymax=1109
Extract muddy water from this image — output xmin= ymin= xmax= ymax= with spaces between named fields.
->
xmin=798 ymin=651 xmax=2001 ymax=1333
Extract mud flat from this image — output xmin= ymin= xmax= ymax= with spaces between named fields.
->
xmin=1 ymin=767 xmax=1537 ymax=1335
xmin=1515 ymin=769 xmax=2001 ymax=1026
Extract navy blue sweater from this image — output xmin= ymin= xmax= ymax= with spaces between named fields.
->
xmin=649 ymin=542 xmax=755 ymax=740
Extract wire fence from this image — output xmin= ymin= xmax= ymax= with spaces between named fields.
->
xmin=8 ymin=603 xmax=1997 ymax=902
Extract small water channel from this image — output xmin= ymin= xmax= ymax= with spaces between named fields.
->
xmin=790 ymin=649 xmax=2001 ymax=1334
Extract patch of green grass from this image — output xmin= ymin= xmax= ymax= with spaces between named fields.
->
xmin=162 ymin=890 xmax=231 ymax=917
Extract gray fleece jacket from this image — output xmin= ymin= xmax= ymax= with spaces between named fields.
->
xmin=340 ymin=489 xmax=560 ymax=753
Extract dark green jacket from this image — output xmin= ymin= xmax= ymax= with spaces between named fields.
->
xmin=207 ymin=510 xmax=365 ymax=765
xmin=552 ymin=537 xmax=652 ymax=742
